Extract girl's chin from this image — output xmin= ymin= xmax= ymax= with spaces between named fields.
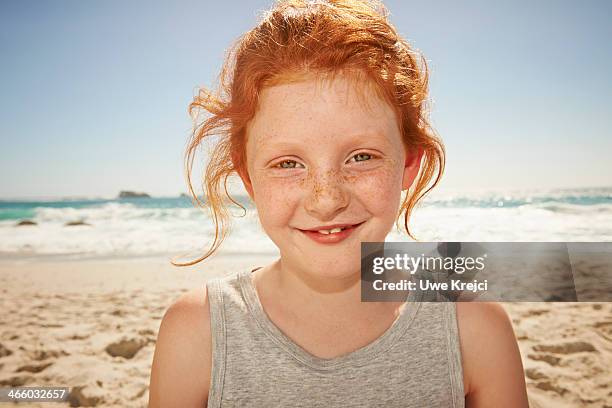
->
xmin=278 ymin=251 xmax=361 ymax=277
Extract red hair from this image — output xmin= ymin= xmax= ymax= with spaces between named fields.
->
xmin=174 ymin=0 xmax=445 ymax=266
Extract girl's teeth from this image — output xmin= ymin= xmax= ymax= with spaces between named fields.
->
xmin=318 ymin=227 xmax=343 ymax=234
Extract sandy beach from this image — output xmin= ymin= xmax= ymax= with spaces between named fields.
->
xmin=0 ymin=255 xmax=610 ymax=407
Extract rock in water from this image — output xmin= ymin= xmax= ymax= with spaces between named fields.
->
xmin=15 ymin=220 xmax=37 ymax=226
xmin=118 ymin=191 xmax=151 ymax=199
xmin=64 ymin=221 xmax=92 ymax=227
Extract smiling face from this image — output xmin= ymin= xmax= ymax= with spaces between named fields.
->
xmin=239 ymin=72 xmax=422 ymax=280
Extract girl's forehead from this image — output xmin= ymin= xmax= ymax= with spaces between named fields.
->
xmin=260 ymin=71 xmax=389 ymax=111
xmin=247 ymin=72 xmax=400 ymax=145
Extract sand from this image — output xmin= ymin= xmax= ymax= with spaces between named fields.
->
xmin=0 ymin=255 xmax=610 ymax=407
xmin=505 ymin=302 xmax=612 ymax=408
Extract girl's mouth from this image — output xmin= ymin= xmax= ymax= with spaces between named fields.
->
xmin=297 ymin=221 xmax=365 ymax=244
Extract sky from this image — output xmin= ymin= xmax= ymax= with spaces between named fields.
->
xmin=0 ymin=0 xmax=610 ymax=199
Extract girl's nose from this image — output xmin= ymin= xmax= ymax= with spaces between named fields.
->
xmin=303 ymin=171 xmax=350 ymax=221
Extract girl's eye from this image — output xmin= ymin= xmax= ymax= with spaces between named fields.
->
xmin=275 ymin=160 xmax=302 ymax=169
xmin=272 ymin=153 xmax=374 ymax=169
xmin=351 ymin=153 xmax=372 ymax=162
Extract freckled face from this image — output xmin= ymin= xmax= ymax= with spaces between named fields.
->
xmin=243 ymin=74 xmax=409 ymax=279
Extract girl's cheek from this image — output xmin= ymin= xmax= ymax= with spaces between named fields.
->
xmin=359 ymin=178 xmax=401 ymax=211
xmin=347 ymin=162 xmax=403 ymax=194
xmin=256 ymin=175 xmax=304 ymax=199
xmin=253 ymin=177 xmax=302 ymax=222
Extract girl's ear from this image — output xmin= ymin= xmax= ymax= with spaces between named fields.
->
xmin=402 ymin=147 xmax=424 ymax=191
xmin=231 ymin=150 xmax=255 ymax=200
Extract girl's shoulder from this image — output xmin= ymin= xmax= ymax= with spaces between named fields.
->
xmin=149 ymin=286 xmax=212 ymax=407
xmin=455 ymin=302 xmax=529 ymax=407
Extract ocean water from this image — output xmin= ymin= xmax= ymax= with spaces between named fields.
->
xmin=1 ymin=187 xmax=611 ymax=258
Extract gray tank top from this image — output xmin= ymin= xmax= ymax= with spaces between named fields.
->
xmin=205 ymin=268 xmax=465 ymax=407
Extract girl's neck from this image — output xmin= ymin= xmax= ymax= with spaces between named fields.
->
xmin=253 ymin=258 xmax=403 ymax=321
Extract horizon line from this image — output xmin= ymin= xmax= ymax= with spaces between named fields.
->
xmin=1 ymin=184 xmax=611 ymax=202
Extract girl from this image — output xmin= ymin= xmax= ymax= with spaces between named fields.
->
xmin=149 ymin=1 xmax=529 ymax=407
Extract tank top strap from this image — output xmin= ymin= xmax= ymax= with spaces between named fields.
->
xmin=445 ymin=301 xmax=465 ymax=408
xmin=205 ymin=278 xmax=226 ymax=408
xmin=206 ymin=269 xmax=263 ymax=407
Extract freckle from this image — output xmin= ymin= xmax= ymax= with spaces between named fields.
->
xmin=343 ymin=174 xmax=358 ymax=183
